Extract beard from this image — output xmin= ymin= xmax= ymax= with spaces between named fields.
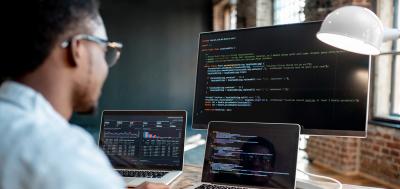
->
xmin=76 ymin=103 xmax=98 ymax=115
xmin=74 ymin=57 xmax=106 ymax=117
xmin=73 ymin=87 xmax=100 ymax=116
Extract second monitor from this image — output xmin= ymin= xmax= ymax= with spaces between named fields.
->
xmin=192 ymin=21 xmax=370 ymax=137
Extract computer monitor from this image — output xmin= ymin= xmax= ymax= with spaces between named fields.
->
xmin=192 ymin=21 xmax=370 ymax=137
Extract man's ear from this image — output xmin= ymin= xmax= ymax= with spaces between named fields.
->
xmin=68 ymin=39 xmax=85 ymax=68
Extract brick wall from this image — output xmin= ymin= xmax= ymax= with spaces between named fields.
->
xmin=306 ymin=124 xmax=400 ymax=189
xmin=306 ymin=137 xmax=360 ymax=175
xmin=360 ymin=124 xmax=400 ymax=188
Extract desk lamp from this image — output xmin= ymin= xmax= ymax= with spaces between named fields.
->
xmin=316 ymin=6 xmax=400 ymax=55
xmin=297 ymin=5 xmax=399 ymax=189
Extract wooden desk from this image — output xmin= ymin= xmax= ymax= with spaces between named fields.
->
xmin=170 ymin=165 xmax=203 ymax=189
xmin=168 ymin=165 xmax=385 ymax=189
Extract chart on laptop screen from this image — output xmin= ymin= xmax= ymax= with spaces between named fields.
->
xmin=100 ymin=114 xmax=184 ymax=169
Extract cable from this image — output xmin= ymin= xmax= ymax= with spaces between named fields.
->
xmin=297 ymin=169 xmax=343 ymax=189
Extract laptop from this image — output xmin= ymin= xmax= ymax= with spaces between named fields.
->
xmin=99 ymin=110 xmax=186 ymax=187
xmin=192 ymin=121 xmax=300 ymax=189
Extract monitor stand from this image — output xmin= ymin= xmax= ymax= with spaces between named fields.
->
xmin=295 ymin=131 xmax=324 ymax=189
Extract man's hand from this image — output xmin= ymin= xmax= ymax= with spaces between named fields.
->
xmin=133 ymin=182 xmax=170 ymax=189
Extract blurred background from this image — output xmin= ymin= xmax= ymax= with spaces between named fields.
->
xmin=71 ymin=0 xmax=399 ymax=188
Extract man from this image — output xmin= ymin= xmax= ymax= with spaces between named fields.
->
xmin=0 ymin=0 xmax=168 ymax=189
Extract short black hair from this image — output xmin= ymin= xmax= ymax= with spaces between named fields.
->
xmin=1 ymin=0 xmax=100 ymax=83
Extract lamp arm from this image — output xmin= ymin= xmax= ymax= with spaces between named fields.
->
xmin=383 ymin=28 xmax=400 ymax=42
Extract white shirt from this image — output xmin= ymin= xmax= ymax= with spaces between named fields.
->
xmin=0 ymin=81 xmax=125 ymax=189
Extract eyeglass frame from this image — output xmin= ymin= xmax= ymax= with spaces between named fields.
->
xmin=60 ymin=34 xmax=123 ymax=68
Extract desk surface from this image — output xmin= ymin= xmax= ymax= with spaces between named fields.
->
xmin=167 ymin=165 xmax=384 ymax=189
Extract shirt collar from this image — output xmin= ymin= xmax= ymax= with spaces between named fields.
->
xmin=0 ymin=80 xmax=68 ymax=123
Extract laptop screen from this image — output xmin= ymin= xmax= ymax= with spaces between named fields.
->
xmin=202 ymin=122 xmax=300 ymax=189
xmin=99 ymin=110 xmax=186 ymax=170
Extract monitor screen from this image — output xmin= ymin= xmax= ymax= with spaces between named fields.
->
xmin=202 ymin=122 xmax=300 ymax=189
xmin=99 ymin=110 xmax=186 ymax=170
xmin=192 ymin=21 xmax=370 ymax=136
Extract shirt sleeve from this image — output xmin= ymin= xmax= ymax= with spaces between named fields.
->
xmin=26 ymin=124 xmax=126 ymax=189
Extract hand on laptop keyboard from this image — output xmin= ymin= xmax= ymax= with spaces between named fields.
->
xmin=134 ymin=181 xmax=169 ymax=189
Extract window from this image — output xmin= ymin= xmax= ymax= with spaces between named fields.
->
xmin=372 ymin=0 xmax=400 ymax=123
xmin=393 ymin=52 xmax=400 ymax=116
xmin=392 ymin=0 xmax=400 ymax=117
xmin=213 ymin=0 xmax=237 ymax=31
xmin=224 ymin=4 xmax=237 ymax=30
xmin=273 ymin=0 xmax=305 ymax=25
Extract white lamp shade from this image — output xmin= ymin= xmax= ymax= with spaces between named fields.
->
xmin=316 ymin=6 xmax=384 ymax=55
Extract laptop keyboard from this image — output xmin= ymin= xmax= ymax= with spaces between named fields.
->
xmin=117 ymin=170 xmax=168 ymax=178
xmin=195 ymin=184 xmax=247 ymax=189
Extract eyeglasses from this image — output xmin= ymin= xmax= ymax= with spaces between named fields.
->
xmin=61 ymin=34 xmax=123 ymax=68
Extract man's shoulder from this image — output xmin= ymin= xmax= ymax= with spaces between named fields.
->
xmin=1 ymin=107 xmax=86 ymax=138
xmin=0 ymin=106 xmax=96 ymax=161
xmin=0 ymin=110 xmax=125 ymax=189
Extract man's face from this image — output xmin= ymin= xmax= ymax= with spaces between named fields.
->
xmin=243 ymin=145 xmax=274 ymax=171
xmin=73 ymin=16 xmax=109 ymax=114
xmin=240 ymin=144 xmax=274 ymax=184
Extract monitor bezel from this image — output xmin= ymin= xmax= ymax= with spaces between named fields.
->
xmin=191 ymin=21 xmax=370 ymax=138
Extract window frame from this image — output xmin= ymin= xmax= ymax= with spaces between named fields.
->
xmin=370 ymin=0 xmax=400 ymax=127
xmin=389 ymin=0 xmax=400 ymax=118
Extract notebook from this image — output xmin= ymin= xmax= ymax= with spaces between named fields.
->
xmin=99 ymin=110 xmax=186 ymax=187
xmin=192 ymin=121 xmax=300 ymax=189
